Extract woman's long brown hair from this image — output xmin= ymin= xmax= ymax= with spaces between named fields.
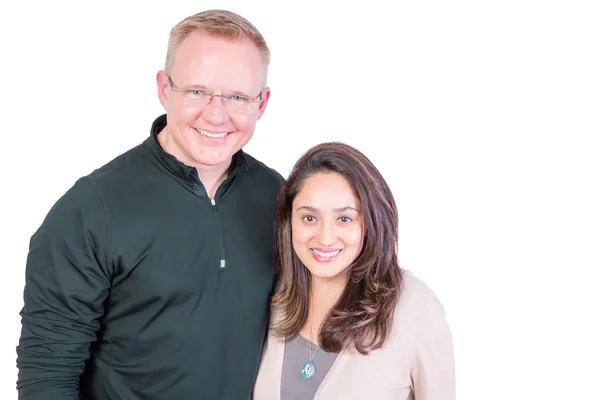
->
xmin=271 ymin=142 xmax=403 ymax=354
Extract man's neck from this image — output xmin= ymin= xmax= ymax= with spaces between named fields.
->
xmin=156 ymin=126 xmax=232 ymax=199
xmin=196 ymin=163 xmax=230 ymax=200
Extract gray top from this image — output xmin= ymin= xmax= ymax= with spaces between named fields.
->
xmin=280 ymin=334 xmax=338 ymax=400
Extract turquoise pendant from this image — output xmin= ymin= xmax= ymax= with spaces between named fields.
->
xmin=301 ymin=361 xmax=316 ymax=379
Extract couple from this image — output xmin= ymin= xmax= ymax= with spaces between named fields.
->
xmin=16 ymin=9 xmax=455 ymax=400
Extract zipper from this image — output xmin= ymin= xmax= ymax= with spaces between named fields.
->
xmin=203 ymin=161 xmax=247 ymax=272
xmin=211 ymin=198 xmax=227 ymax=271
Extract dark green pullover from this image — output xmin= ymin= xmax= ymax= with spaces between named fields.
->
xmin=16 ymin=114 xmax=284 ymax=399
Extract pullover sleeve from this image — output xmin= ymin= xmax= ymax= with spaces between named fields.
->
xmin=16 ymin=178 xmax=112 ymax=399
xmin=410 ymin=284 xmax=456 ymax=400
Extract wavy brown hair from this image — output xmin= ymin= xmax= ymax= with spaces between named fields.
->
xmin=271 ymin=142 xmax=403 ymax=355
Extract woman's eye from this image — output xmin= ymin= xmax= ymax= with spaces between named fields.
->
xmin=339 ymin=216 xmax=352 ymax=223
xmin=302 ymin=215 xmax=316 ymax=223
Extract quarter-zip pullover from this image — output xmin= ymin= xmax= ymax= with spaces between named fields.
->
xmin=17 ymin=114 xmax=285 ymax=399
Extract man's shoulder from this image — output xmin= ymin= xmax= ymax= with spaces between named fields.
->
xmin=47 ymin=140 xmax=148 ymax=210
xmin=85 ymin=139 xmax=150 ymax=184
xmin=243 ymin=152 xmax=285 ymax=186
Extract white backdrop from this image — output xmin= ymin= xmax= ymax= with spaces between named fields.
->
xmin=1 ymin=1 xmax=599 ymax=399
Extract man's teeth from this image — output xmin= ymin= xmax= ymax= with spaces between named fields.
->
xmin=312 ymin=249 xmax=341 ymax=258
xmin=196 ymin=128 xmax=228 ymax=138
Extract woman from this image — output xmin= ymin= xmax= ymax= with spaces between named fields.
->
xmin=254 ymin=143 xmax=455 ymax=399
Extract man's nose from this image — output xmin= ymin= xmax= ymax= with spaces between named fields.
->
xmin=201 ymin=95 xmax=228 ymax=125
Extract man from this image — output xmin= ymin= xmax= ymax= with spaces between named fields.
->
xmin=16 ymin=10 xmax=283 ymax=399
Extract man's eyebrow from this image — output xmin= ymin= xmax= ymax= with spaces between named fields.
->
xmin=225 ymin=90 xmax=251 ymax=96
xmin=181 ymin=86 xmax=251 ymax=96
xmin=184 ymin=84 xmax=209 ymax=90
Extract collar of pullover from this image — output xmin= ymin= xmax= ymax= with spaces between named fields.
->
xmin=144 ymin=114 xmax=249 ymax=184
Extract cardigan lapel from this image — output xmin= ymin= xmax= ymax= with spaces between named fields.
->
xmin=269 ymin=335 xmax=349 ymax=399
xmin=272 ymin=336 xmax=285 ymax=399
xmin=314 ymin=348 xmax=350 ymax=399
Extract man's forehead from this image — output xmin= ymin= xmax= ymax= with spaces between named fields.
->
xmin=174 ymin=31 xmax=262 ymax=67
xmin=170 ymin=34 xmax=265 ymax=90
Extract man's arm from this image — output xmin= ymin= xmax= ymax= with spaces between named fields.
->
xmin=16 ymin=178 xmax=112 ymax=399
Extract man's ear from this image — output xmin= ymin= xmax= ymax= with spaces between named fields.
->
xmin=257 ymin=87 xmax=271 ymax=120
xmin=156 ymin=70 xmax=170 ymax=110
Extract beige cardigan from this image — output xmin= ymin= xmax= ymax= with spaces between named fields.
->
xmin=253 ymin=273 xmax=455 ymax=400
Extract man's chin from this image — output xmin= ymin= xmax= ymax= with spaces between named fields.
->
xmin=192 ymin=153 xmax=234 ymax=169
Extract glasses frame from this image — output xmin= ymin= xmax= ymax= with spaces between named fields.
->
xmin=167 ymin=76 xmax=264 ymax=112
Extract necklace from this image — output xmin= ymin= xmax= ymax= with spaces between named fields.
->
xmin=300 ymin=317 xmax=320 ymax=379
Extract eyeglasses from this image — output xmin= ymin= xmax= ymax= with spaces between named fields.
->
xmin=168 ymin=76 xmax=263 ymax=114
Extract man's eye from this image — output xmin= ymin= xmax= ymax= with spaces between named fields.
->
xmin=229 ymin=95 xmax=250 ymax=103
xmin=187 ymin=90 xmax=208 ymax=97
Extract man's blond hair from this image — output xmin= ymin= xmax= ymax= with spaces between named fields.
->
xmin=165 ymin=10 xmax=270 ymax=84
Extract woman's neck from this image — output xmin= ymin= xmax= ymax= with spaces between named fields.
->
xmin=301 ymin=275 xmax=347 ymax=344
xmin=311 ymin=277 xmax=345 ymax=309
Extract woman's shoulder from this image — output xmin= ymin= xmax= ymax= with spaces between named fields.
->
xmin=399 ymin=270 xmax=439 ymax=297
xmin=395 ymin=270 xmax=448 ymax=322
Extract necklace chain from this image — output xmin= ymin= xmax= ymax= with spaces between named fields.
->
xmin=300 ymin=299 xmax=320 ymax=379
xmin=308 ymin=313 xmax=320 ymax=361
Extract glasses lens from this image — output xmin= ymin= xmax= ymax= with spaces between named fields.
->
xmin=181 ymin=90 xmax=210 ymax=108
xmin=223 ymin=97 xmax=254 ymax=114
xmin=179 ymin=91 xmax=259 ymax=114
